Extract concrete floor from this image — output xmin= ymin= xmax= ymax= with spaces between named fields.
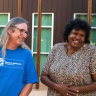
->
xmin=29 ymin=82 xmax=47 ymax=96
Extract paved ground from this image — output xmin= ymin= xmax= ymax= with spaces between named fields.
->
xmin=29 ymin=82 xmax=47 ymax=96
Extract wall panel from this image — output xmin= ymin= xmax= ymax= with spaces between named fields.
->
xmin=0 ymin=0 xmax=3 ymax=11
xmin=0 ymin=0 xmax=96 ymax=47
xmin=4 ymin=0 xmax=9 ymax=12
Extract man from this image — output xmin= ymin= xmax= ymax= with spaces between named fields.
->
xmin=0 ymin=17 xmax=38 ymax=96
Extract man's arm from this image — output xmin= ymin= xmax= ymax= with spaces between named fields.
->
xmin=19 ymin=84 xmax=33 ymax=96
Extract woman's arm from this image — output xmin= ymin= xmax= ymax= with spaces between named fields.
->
xmin=19 ymin=84 xmax=33 ymax=96
xmin=41 ymin=71 xmax=79 ymax=96
xmin=73 ymin=74 xmax=96 ymax=93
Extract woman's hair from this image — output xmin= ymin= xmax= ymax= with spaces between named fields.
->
xmin=63 ymin=18 xmax=91 ymax=43
xmin=0 ymin=17 xmax=29 ymax=58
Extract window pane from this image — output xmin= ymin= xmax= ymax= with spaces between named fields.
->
xmin=33 ymin=28 xmax=51 ymax=52
xmin=75 ymin=14 xmax=96 ymax=27
xmin=91 ymin=29 xmax=96 ymax=45
xmin=34 ymin=14 xmax=52 ymax=26
xmin=76 ymin=15 xmax=87 ymax=21
xmin=91 ymin=15 xmax=96 ymax=27
xmin=0 ymin=14 xmax=8 ymax=25
xmin=41 ymin=14 xmax=52 ymax=26
xmin=0 ymin=27 xmax=4 ymax=36
xmin=34 ymin=14 xmax=38 ymax=26
xmin=33 ymin=28 xmax=37 ymax=52
xmin=33 ymin=54 xmax=48 ymax=75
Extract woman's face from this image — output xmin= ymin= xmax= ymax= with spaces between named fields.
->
xmin=68 ymin=29 xmax=86 ymax=49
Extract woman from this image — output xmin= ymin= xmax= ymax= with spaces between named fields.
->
xmin=41 ymin=19 xmax=96 ymax=96
xmin=0 ymin=17 xmax=38 ymax=96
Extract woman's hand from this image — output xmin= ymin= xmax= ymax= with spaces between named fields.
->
xmin=56 ymin=83 xmax=79 ymax=96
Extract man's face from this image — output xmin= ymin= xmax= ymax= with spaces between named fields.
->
xmin=8 ymin=23 xmax=28 ymax=47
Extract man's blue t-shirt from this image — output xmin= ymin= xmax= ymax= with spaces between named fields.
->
xmin=0 ymin=47 xmax=38 ymax=96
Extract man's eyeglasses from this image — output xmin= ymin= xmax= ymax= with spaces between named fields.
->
xmin=13 ymin=26 xmax=29 ymax=36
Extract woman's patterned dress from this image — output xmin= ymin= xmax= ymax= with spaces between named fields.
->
xmin=42 ymin=43 xmax=96 ymax=96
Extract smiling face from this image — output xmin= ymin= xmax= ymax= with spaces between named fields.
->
xmin=8 ymin=23 xmax=28 ymax=49
xmin=68 ymin=29 xmax=85 ymax=50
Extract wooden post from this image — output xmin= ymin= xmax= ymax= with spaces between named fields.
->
xmin=88 ymin=0 xmax=92 ymax=41
xmin=18 ymin=0 xmax=22 ymax=17
xmin=36 ymin=0 xmax=42 ymax=89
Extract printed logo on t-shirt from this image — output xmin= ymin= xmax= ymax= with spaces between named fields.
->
xmin=0 ymin=58 xmax=24 ymax=69
xmin=0 ymin=58 xmax=4 ymax=66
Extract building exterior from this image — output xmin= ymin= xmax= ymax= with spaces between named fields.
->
xmin=0 ymin=0 xmax=96 ymax=74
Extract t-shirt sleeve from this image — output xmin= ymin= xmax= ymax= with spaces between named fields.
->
xmin=89 ymin=50 xmax=96 ymax=74
xmin=42 ymin=44 xmax=57 ymax=74
xmin=23 ymin=50 xmax=38 ymax=84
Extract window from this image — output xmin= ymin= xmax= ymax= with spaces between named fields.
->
xmin=74 ymin=13 xmax=96 ymax=46
xmin=0 ymin=13 xmax=10 ymax=36
xmin=32 ymin=13 xmax=54 ymax=75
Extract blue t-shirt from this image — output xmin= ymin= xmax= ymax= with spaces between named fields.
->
xmin=0 ymin=46 xmax=38 ymax=96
